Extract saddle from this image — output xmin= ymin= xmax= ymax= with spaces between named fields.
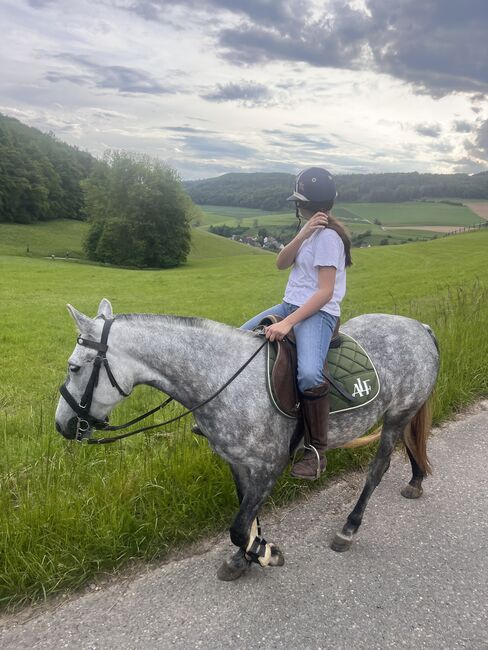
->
xmin=255 ymin=315 xmax=342 ymax=418
xmin=255 ymin=315 xmax=379 ymax=418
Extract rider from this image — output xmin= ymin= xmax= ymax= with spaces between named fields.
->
xmin=241 ymin=167 xmax=352 ymax=479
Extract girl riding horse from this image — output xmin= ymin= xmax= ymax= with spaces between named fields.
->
xmin=242 ymin=167 xmax=352 ymax=479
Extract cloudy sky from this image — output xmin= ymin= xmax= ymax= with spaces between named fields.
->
xmin=1 ymin=0 xmax=488 ymax=179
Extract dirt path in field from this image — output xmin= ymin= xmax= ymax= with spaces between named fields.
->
xmin=385 ymin=225 xmax=455 ymax=233
xmin=465 ymin=202 xmax=488 ymax=220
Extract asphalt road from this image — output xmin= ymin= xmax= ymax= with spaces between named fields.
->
xmin=2 ymin=402 xmax=488 ymax=650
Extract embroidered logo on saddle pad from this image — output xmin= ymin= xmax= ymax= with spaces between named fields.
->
xmin=266 ymin=332 xmax=380 ymax=418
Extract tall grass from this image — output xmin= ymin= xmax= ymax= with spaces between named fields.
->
xmin=1 ymin=232 xmax=487 ymax=609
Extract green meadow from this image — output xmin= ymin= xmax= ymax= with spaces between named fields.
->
xmin=0 ymin=223 xmax=487 ymax=608
xmin=343 ymin=202 xmax=478 ymax=226
xmin=198 ymin=202 xmax=483 ymax=246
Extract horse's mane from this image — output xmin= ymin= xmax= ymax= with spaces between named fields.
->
xmin=114 ymin=313 xmax=251 ymax=338
xmin=115 ymin=313 xmax=206 ymax=328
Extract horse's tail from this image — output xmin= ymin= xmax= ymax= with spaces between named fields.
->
xmin=403 ymin=396 xmax=433 ymax=476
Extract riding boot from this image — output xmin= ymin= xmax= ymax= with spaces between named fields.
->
xmin=290 ymin=382 xmax=330 ymax=480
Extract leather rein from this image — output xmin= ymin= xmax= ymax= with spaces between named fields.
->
xmin=59 ymin=318 xmax=268 ymax=445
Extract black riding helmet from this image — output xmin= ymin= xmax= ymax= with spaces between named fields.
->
xmin=287 ymin=166 xmax=336 ymax=209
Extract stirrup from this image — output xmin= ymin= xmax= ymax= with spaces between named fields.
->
xmin=291 ymin=443 xmax=322 ymax=480
xmin=303 ymin=443 xmax=321 ymax=480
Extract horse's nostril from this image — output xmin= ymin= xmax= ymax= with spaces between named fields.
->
xmin=55 ymin=421 xmax=62 ymax=434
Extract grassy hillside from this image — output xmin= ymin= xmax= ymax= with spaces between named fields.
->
xmin=0 ymin=220 xmax=88 ymax=258
xmin=1 ymin=229 xmax=487 ymax=608
xmin=0 ymin=219 xmax=269 ymax=262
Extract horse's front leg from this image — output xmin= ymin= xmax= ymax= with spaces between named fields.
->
xmin=217 ymin=463 xmax=286 ymax=581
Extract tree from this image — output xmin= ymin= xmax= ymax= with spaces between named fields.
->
xmin=0 ymin=114 xmax=94 ymax=223
xmin=83 ymin=151 xmax=192 ymax=268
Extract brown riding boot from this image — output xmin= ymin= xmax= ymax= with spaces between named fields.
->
xmin=290 ymin=383 xmax=330 ymax=480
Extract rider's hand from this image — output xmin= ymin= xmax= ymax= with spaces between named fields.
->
xmin=300 ymin=211 xmax=329 ymax=239
xmin=264 ymin=320 xmax=293 ymax=342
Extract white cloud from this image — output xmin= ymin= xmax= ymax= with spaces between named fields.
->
xmin=0 ymin=0 xmax=486 ymax=178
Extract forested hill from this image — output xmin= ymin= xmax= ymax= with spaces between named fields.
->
xmin=0 ymin=114 xmax=95 ymax=223
xmin=184 ymin=170 xmax=488 ymax=211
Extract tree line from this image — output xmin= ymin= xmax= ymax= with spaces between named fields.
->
xmin=0 ymin=115 xmax=195 ymax=268
xmin=185 ymin=170 xmax=488 ymax=211
xmin=0 ymin=114 xmax=94 ymax=223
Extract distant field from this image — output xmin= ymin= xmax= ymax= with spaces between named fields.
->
xmin=465 ymin=201 xmax=488 ymax=220
xmin=200 ymin=205 xmax=274 ymax=218
xmin=340 ymin=202 xmax=478 ymax=227
xmin=199 ymin=201 xmax=480 ymax=244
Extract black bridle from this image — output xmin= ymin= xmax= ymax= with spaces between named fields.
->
xmin=59 ymin=318 xmax=268 ymax=445
xmin=59 ymin=318 xmax=130 ymax=440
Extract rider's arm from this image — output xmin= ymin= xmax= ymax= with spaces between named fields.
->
xmin=276 ymin=211 xmax=329 ymax=270
xmin=264 ymin=267 xmax=336 ymax=341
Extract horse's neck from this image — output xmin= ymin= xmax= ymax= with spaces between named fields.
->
xmin=116 ymin=316 xmax=255 ymax=407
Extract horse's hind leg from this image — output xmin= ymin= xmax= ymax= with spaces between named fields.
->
xmin=400 ymin=446 xmax=424 ymax=499
xmin=331 ymin=416 xmax=406 ymax=553
xmin=217 ymin=462 xmax=286 ymax=581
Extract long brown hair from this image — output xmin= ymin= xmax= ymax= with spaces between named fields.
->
xmin=300 ymin=203 xmax=353 ymax=267
xmin=327 ymin=214 xmax=353 ymax=267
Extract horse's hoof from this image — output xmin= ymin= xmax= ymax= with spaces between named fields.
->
xmin=268 ymin=544 xmax=285 ymax=567
xmin=401 ymin=484 xmax=423 ymax=499
xmin=330 ymin=532 xmax=353 ymax=552
xmin=217 ymin=561 xmax=248 ymax=581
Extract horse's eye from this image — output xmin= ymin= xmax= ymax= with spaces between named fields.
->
xmin=69 ymin=364 xmax=81 ymax=373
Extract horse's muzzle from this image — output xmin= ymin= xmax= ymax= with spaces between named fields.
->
xmin=57 ymin=417 xmax=93 ymax=441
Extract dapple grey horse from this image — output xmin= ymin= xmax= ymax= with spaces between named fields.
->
xmin=55 ymin=299 xmax=439 ymax=580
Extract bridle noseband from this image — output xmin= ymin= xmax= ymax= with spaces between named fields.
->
xmin=59 ymin=318 xmax=129 ymax=440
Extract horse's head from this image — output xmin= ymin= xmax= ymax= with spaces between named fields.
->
xmin=55 ymin=298 xmax=132 ymax=441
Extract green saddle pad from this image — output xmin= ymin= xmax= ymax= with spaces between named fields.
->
xmin=328 ymin=333 xmax=380 ymax=414
xmin=266 ymin=331 xmax=380 ymax=418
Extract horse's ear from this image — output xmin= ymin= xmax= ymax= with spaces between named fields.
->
xmin=97 ymin=298 xmax=113 ymax=320
xmin=67 ymin=304 xmax=93 ymax=333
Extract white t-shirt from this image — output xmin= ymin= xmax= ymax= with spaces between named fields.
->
xmin=283 ymin=228 xmax=346 ymax=317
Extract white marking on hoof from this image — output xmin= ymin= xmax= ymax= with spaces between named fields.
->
xmin=268 ymin=544 xmax=285 ymax=567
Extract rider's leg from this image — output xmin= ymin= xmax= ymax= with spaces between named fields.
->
xmin=290 ymin=310 xmax=338 ymax=480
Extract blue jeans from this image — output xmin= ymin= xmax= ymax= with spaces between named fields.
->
xmin=241 ymin=302 xmax=338 ymax=393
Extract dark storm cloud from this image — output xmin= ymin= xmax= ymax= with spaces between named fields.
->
xmin=194 ymin=0 xmax=488 ymax=98
xmin=202 ymin=81 xmax=270 ymax=104
xmin=415 ymin=123 xmax=442 ymax=138
xmin=47 ymin=54 xmax=178 ymax=95
xmin=117 ymin=1 xmax=488 ymax=97
xmin=122 ymin=0 xmax=299 ymax=27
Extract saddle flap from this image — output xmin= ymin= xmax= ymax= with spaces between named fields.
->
xmin=254 ymin=315 xmax=298 ymax=417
